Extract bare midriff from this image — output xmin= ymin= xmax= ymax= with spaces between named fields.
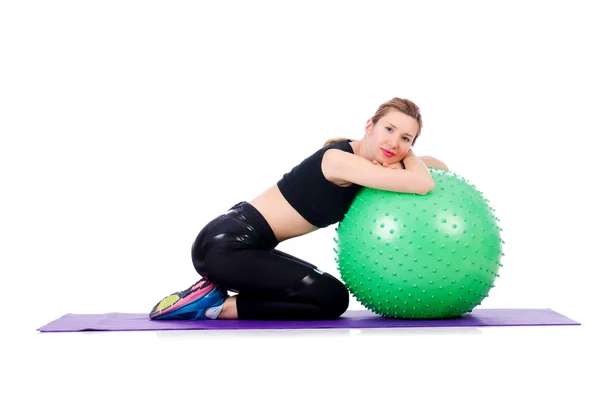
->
xmin=248 ymin=184 xmax=319 ymax=243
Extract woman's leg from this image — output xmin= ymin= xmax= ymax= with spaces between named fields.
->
xmin=218 ymin=295 xmax=238 ymax=319
xmin=149 ymin=212 xmax=234 ymax=320
xmin=150 ymin=201 xmax=347 ymax=321
xmin=203 ymin=242 xmax=349 ymax=320
xmin=217 ymin=250 xmax=347 ymax=320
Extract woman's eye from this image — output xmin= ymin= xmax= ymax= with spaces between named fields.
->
xmin=402 ymin=137 xmax=410 ymax=142
xmin=386 ymin=127 xmax=392 ymax=132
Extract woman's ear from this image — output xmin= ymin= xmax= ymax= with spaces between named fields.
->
xmin=365 ymin=118 xmax=373 ymax=135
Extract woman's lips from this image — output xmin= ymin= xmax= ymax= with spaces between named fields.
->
xmin=381 ymin=148 xmax=395 ymax=158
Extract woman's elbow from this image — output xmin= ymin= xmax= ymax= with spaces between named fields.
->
xmin=416 ymin=179 xmax=436 ymax=195
xmin=420 ymin=155 xmax=449 ymax=172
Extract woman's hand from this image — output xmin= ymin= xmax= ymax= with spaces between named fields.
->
xmin=372 ymin=159 xmax=404 ymax=169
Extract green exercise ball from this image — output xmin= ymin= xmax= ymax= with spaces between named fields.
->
xmin=334 ymin=169 xmax=504 ymax=319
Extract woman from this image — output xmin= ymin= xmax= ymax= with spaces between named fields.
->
xmin=149 ymin=97 xmax=449 ymax=321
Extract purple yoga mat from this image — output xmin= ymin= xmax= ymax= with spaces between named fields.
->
xmin=37 ymin=309 xmax=579 ymax=332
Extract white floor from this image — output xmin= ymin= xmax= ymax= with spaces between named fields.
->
xmin=4 ymin=310 xmax=596 ymax=397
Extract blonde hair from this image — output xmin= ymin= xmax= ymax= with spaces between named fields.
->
xmin=322 ymin=97 xmax=423 ymax=147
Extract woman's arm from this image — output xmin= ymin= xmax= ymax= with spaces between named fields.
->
xmin=323 ymin=149 xmax=435 ymax=195
xmin=402 ymin=149 xmax=436 ymax=180
xmin=374 ymin=153 xmax=449 ymax=172
xmin=419 ymin=155 xmax=449 ymax=171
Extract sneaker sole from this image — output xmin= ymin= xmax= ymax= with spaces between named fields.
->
xmin=150 ymin=286 xmax=225 ymax=320
xmin=150 ymin=281 xmax=214 ymax=318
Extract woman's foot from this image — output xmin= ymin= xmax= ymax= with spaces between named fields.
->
xmin=149 ymin=278 xmax=228 ymax=320
xmin=216 ymin=296 xmax=239 ymax=319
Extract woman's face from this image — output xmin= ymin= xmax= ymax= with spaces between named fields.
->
xmin=365 ymin=110 xmax=419 ymax=163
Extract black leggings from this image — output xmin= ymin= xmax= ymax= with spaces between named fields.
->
xmin=191 ymin=201 xmax=349 ymax=320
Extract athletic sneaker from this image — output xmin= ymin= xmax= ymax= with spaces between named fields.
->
xmin=149 ymin=278 xmax=228 ymax=320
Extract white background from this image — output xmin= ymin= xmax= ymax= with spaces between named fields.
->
xmin=1 ymin=1 xmax=598 ymax=396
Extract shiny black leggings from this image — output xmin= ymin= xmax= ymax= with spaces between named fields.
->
xmin=191 ymin=201 xmax=349 ymax=320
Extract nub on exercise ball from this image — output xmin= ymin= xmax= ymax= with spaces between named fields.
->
xmin=334 ymin=169 xmax=504 ymax=319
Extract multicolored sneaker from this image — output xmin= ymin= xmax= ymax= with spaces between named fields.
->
xmin=149 ymin=279 xmax=228 ymax=320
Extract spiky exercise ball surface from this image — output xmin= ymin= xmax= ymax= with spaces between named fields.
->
xmin=334 ymin=169 xmax=504 ymax=319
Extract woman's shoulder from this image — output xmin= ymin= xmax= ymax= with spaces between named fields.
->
xmin=323 ymin=138 xmax=355 ymax=154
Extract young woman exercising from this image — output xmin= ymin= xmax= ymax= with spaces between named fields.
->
xmin=149 ymin=97 xmax=449 ymax=321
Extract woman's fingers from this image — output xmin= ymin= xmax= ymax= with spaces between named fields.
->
xmin=372 ymin=160 xmax=390 ymax=167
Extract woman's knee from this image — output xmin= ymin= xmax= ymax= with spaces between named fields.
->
xmin=311 ymin=273 xmax=349 ymax=318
